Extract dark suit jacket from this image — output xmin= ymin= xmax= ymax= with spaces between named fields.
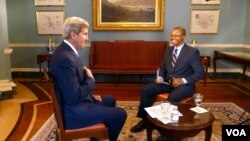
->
xmin=50 ymin=41 xmax=101 ymax=129
xmin=159 ymin=44 xmax=204 ymax=86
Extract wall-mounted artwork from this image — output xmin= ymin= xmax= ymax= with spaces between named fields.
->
xmin=191 ymin=0 xmax=220 ymax=5
xmin=36 ymin=11 xmax=64 ymax=35
xmin=34 ymin=0 xmax=65 ymax=6
xmin=190 ymin=9 xmax=219 ymax=34
xmin=93 ymin=0 xmax=164 ymax=31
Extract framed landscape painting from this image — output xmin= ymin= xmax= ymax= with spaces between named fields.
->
xmin=93 ymin=0 xmax=164 ymax=31
xmin=190 ymin=9 xmax=219 ymax=34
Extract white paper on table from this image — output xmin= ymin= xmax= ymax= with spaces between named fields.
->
xmin=156 ymin=114 xmax=172 ymax=124
xmin=145 ymin=104 xmax=183 ymax=124
xmin=144 ymin=105 xmax=162 ymax=118
xmin=190 ymin=107 xmax=208 ymax=113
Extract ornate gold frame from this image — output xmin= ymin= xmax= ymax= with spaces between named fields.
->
xmin=93 ymin=0 xmax=164 ymax=31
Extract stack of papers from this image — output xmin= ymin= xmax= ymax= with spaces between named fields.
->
xmin=145 ymin=105 xmax=182 ymax=124
xmin=156 ymin=69 xmax=169 ymax=85
xmin=190 ymin=107 xmax=208 ymax=113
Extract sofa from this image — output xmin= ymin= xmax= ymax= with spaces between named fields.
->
xmin=89 ymin=40 xmax=169 ymax=75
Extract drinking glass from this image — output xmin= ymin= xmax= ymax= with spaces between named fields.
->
xmin=161 ymin=101 xmax=170 ymax=113
xmin=160 ymin=101 xmax=171 ymax=119
xmin=193 ymin=93 xmax=203 ymax=119
xmin=194 ymin=93 xmax=203 ymax=109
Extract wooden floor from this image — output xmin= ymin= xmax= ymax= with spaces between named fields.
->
xmin=93 ymin=80 xmax=250 ymax=109
xmin=0 ymin=78 xmax=249 ymax=140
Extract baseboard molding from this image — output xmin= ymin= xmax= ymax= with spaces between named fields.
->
xmin=11 ymin=68 xmax=250 ymax=76
xmin=12 ymin=71 xmax=40 ymax=78
xmin=11 ymin=71 xmax=250 ymax=82
xmin=208 ymin=68 xmax=250 ymax=76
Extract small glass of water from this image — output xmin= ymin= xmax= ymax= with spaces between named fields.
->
xmin=161 ymin=101 xmax=171 ymax=119
xmin=194 ymin=93 xmax=203 ymax=109
xmin=194 ymin=93 xmax=203 ymax=119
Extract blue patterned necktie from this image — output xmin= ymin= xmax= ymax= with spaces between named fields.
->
xmin=171 ymin=48 xmax=178 ymax=69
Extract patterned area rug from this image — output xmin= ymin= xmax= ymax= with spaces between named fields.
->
xmin=39 ymin=101 xmax=249 ymax=141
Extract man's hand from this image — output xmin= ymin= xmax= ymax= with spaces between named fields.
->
xmin=83 ymin=66 xmax=94 ymax=80
xmin=92 ymin=95 xmax=102 ymax=102
xmin=155 ymin=77 xmax=163 ymax=84
xmin=171 ymin=78 xmax=184 ymax=87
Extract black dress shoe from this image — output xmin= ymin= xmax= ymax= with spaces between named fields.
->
xmin=130 ymin=120 xmax=146 ymax=133
xmin=155 ymin=136 xmax=164 ymax=141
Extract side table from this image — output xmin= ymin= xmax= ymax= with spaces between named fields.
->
xmin=37 ymin=54 xmax=52 ymax=82
xmin=147 ymin=103 xmax=214 ymax=141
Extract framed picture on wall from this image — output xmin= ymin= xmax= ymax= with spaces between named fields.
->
xmin=92 ymin=0 xmax=164 ymax=31
xmin=191 ymin=0 xmax=220 ymax=5
xmin=34 ymin=0 xmax=66 ymax=6
xmin=190 ymin=9 xmax=219 ymax=34
xmin=36 ymin=10 xmax=65 ymax=35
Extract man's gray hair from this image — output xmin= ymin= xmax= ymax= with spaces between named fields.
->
xmin=63 ymin=16 xmax=89 ymax=39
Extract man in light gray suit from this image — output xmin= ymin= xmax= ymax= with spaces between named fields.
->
xmin=131 ymin=26 xmax=205 ymax=133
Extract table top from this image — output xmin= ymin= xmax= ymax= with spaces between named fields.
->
xmin=147 ymin=103 xmax=214 ymax=131
xmin=220 ymin=51 xmax=250 ymax=60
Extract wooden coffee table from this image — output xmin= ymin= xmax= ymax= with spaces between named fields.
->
xmin=146 ymin=103 xmax=214 ymax=141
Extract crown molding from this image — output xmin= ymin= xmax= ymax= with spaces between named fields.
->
xmin=188 ymin=44 xmax=250 ymax=49
xmin=11 ymin=68 xmax=39 ymax=72
xmin=8 ymin=42 xmax=91 ymax=48
xmin=9 ymin=43 xmax=250 ymax=49
xmin=9 ymin=43 xmax=54 ymax=48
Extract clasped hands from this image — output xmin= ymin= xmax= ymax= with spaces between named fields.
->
xmin=155 ymin=77 xmax=184 ymax=87
xmin=92 ymin=95 xmax=102 ymax=102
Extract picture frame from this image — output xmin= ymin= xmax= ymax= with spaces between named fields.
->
xmin=190 ymin=9 xmax=219 ymax=34
xmin=191 ymin=0 xmax=220 ymax=5
xmin=92 ymin=0 xmax=164 ymax=31
xmin=36 ymin=10 xmax=65 ymax=35
xmin=34 ymin=0 xmax=65 ymax=6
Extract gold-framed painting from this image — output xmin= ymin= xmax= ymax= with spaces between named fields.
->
xmin=191 ymin=0 xmax=220 ymax=5
xmin=93 ymin=0 xmax=164 ymax=31
xmin=190 ymin=9 xmax=219 ymax=34
xmin=36 ymin=10 xmax=65 ymax=35
xmin=34 ymin=0 xmax=66 ymax=6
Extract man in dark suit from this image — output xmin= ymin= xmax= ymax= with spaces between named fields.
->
xmin=130 ymin=26 xmax=205 ymax=133
xmin=50 ymin=16 xmax=127 ymax=141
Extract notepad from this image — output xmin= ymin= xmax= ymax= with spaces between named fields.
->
xmin=190 ymin=107 xmax=208 ymax=114
xmin=156 ymin=68 xmax=170 ymax=85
